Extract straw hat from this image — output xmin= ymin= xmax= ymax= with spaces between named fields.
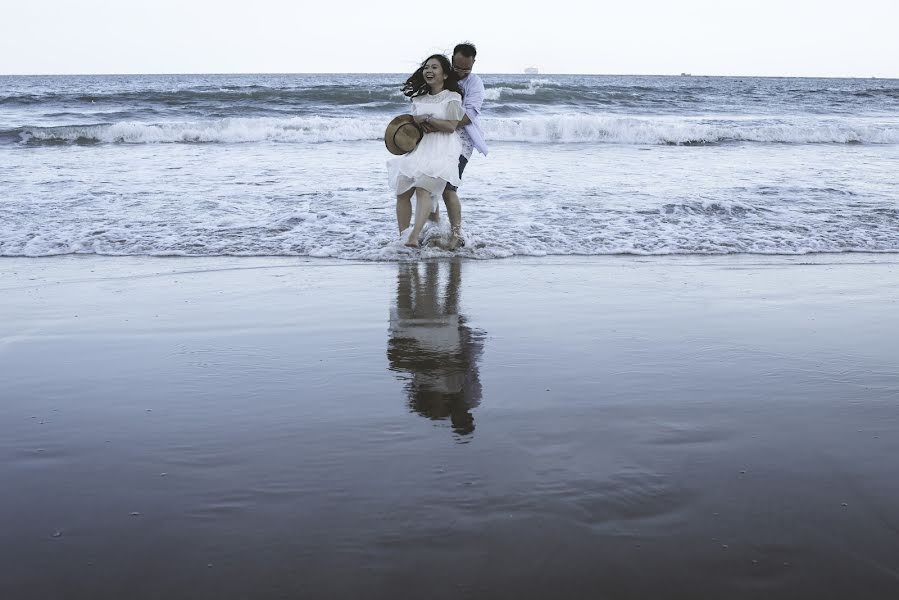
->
xmin=385 ymin=114 xmax=423 ymax=155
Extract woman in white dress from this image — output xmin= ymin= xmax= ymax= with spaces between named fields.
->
xmin=387 ymin=54 xmax=465 ymax=248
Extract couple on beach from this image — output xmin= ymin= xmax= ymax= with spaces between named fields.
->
xmin=386 ymin=43 xmax=488 ymax=250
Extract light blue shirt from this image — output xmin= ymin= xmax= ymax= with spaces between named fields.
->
xmin=458 ymin=73 xmax=488 ymax=156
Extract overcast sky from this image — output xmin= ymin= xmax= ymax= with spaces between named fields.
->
xmin=3 ymin=0 xmax=897 ymax=77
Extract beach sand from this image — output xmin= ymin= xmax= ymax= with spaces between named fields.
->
xmin=2 ymin=255 xmax=898 ymax=599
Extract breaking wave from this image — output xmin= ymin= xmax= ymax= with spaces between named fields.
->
xmin=12 ymin=115 xmax=899 ymax=146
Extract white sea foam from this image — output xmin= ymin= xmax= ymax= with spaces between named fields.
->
xmin=484 ymin=79 xmax=550 ymax=101
xmin=20 ymin=115 xmax=899 ymax=146
xmin=5 ymin=212 xmax=899 ymax=260
xmin=21 ymin=117 xmax=386 ymax=144
xmin=483 ymin=115 xmax=899 ymax=145
xmin=4 ymin=168 xmax=899 ymax=260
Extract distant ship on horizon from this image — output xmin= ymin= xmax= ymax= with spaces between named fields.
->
xmin=524 ymin=67 xmax=539 ymax=75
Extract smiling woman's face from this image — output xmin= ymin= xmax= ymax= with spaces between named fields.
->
xmin=422 ymin=59 xmax=446 ymax=87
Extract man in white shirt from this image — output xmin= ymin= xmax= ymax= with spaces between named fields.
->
xmin=426 ymin=42 xmax=488 ymax=249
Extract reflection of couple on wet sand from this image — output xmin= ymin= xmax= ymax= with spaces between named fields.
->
xmin=387 ymin=261 xmax=485 ymax=435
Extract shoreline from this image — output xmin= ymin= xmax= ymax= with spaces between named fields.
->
xmin=4 ymin=251 xmax=899 ymax=263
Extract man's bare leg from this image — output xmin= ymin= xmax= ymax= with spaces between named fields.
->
xmin=428 ymin=205 xmax=440 ymax=222
xmin=442 ymin=188 xmax=463 ymax=249
xmin=396 ymin=189 xmax=415 ymax=233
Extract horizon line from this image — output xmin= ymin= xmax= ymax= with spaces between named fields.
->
xmin=1 ymin=70 xmax=897 ymax=80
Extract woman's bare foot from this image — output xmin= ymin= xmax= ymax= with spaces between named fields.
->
xmin=404 ymin=236 xmax=420 ymax=248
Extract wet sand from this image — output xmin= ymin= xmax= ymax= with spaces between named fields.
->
xmin=2 ymin=255 xmax=898 ymax=599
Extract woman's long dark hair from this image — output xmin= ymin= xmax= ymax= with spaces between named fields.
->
xmin=402 ymin=54 xmax=465 ymax=99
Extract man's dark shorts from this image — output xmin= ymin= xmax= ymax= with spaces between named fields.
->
xmin=445 ymin=155 xmax=468 ymax=192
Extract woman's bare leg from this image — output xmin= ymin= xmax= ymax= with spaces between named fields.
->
xmin=396 ymin=189 xmax=415 ymax=233
xmin=405 ymin=188 xmax=433 ymax=247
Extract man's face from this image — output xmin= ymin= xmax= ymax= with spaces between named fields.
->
xmin=452 ymin=53 xmax=475 ymax=79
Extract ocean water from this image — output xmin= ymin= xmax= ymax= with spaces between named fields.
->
xmin=1 ymin=73 xmax=898 ymax=259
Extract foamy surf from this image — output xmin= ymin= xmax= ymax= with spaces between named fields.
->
xmin=13 ymin=115 xmax=899 ymax=145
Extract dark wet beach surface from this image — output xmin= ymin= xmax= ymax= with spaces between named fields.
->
xmin=2 ymin=256 xmax=898 ymax=599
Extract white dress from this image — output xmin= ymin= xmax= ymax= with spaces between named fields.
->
xmin=387 ymin=90 xmax=465 ymax=210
